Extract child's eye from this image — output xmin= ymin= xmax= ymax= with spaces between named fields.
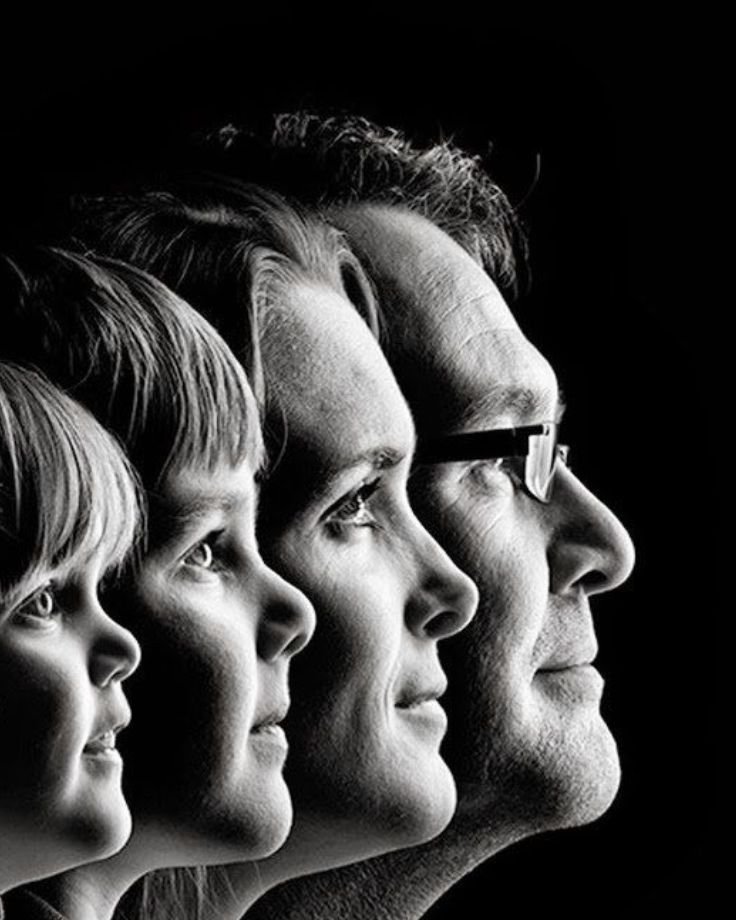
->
xmin=182 ymin=540 xmax=215 ymax=569
xmin=12 ymin=586 xmax=60 ymax=629
xmin=180 ymin=529 xmax=230 ymax=575
xmin=325 ymin=478 xmax=381 ymax=535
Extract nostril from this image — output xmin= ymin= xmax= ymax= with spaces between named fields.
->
xmin=582 ymin=569 xmax=611 ymax=594
xmin=282 ymin=629 xmax=310 ymax=657
xmin=425 ymin=609 xmax=465 ymax=640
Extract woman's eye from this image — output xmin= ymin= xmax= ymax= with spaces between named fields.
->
xmin=325 ymin=479 xmax=381 ymax=533
xmin=13 ymin=587 xmax=59 ymax=628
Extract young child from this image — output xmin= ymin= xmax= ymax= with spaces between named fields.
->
xmin=0 ymin=362 xmax=141 ymax=905
xmin=0 ymin=248 xmax=314 ymax=920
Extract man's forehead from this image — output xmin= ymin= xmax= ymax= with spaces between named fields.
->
xmin=331 ymin=205 xmax=558 ymax=434
xmin=331 ymin=205 xmax=518 ymax=333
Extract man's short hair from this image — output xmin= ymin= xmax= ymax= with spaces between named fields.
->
xmin=193 ymin=113 xmax=523 ymax=296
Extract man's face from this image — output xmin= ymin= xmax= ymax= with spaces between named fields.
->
xmin=257 ymin=280 xmax=477 ymax=866
xmin=330 ymin=206 xmax=636 ymax=832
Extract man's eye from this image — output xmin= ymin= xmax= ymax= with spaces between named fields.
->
xmin=466 ymin=458 xmax=519 ymax=494
xmin=13 ymin=587 xmax=60 ymax=628
xmin=325 ymin=479 xmax=381 ymax=534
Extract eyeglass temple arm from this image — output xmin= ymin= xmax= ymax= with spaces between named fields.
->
xmin=415 ymin=425 xmax=548 ymax=465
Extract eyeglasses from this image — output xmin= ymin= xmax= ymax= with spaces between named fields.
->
xmin=414 ymin=422 xmax=569 ymax=504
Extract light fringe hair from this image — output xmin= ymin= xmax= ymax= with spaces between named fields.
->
xmin=0 ymin=362 xmax=141 ymax=608
xmin=0 ymin=247 xmax=263 ymax=493
xmin=72 ymin=179 xmax=380 ymax=408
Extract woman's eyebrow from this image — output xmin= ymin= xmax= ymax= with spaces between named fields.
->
xmin=327 ymin=445 xmax=406 ymax=481
xmin=296 ymin=446 xmax=406 ymax=508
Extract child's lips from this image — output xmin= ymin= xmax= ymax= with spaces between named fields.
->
xmin=83 ymin=729 xmax=120 ymax=755
xmin=83 ymin=707 xmax=130 ymax=758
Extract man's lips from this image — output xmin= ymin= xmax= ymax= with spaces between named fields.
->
xmin=251 ymin=700 xmax=290 ymax=733
xmin=536 ymin=638 xmax=598 ymax=672
xmin=537 ymin=657 xmax=597 ymax=672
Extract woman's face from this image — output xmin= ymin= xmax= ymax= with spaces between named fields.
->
xmin=0 ymin=540 xmax=141 ymax=890
xmin=109 ymin=458 xmax=315 ymax=866
xmin=258 ymin=282 xmax=479 ymax=865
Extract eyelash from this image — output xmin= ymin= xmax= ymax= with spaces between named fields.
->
xmin=325 ymin=478 xmax=382 ymax=536
xmin=12 ymin=585 xmax=60 ymax=629
xmin=182 ymin=530 xmax=227 ymax=573
xmin=466 ymin=457 xmax=521 ymax=492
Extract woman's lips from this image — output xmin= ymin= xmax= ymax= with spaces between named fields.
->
xmin=250 ymin=701 xmax=290 ymax=760
xmin=395 ymin=675 xmax=447 ymax=709
xmin=395 ymin=680 xmax=449 ymax=741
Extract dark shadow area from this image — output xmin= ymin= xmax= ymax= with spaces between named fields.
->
xmin=1 ymin=11 xmax=718 ymax=917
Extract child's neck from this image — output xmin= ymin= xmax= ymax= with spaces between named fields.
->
xmin=27 ymin=837 xmax=152 ymax=920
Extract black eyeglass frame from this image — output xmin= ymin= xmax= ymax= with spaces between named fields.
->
xmin=414 ymin=422 xmax=569 ymax=504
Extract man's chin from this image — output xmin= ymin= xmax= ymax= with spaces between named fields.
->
xmin=451 ymin=706 xmax=621 ymax=840
xmin=516 ymin=712 xmax=621 ymax=832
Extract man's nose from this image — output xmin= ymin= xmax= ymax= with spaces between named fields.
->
xmin=404 ymin=525 xmax=479 ymax=639
xmin=547 ymin=465 xmax=635 ymax=597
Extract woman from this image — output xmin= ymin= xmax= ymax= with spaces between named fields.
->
xmin=0 ymin=248 xmax=315 ymax=919
xmin=71 ymin=182 xmax=479 ymax=917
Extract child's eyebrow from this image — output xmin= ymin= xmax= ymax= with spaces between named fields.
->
xmin=148 ymin=490 xmax=251 ymax=547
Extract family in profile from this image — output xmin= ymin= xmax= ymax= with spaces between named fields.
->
xmin=0 ymin=113 xmax=634 ymax=920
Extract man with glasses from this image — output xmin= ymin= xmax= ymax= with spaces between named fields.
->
xmin=196 ymin=115 xmax=636 ymax=920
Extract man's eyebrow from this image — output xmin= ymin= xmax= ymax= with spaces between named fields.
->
xmin=458 ymin=385 xmax=566 ymax=430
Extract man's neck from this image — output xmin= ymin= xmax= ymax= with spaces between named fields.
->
xmin=209 ymin=796 xmax=532 ymax=920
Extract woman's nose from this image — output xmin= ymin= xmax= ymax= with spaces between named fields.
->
xmin=404 ymin=525 xmax=479 ymax=640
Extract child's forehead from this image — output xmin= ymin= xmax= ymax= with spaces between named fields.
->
xmin=156 ymin=458 xmax=258 ymax=520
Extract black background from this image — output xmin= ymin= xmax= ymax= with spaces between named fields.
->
xmin=1 ymin=9 xmax=720 ymax=917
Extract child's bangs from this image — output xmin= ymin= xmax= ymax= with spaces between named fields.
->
xmin=0 ymin=366 xmax=141 ymax=598
xmin=102 ymin=262 xmax=264 ymax=485
xmin=166 ymin=318 xmax=264 ymax=479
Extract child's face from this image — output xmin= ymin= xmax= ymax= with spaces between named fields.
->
xmin=0 ymin=541 xmax=141 ymax=888
xmin=110 ymin=458 xmax=315 ymax=865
